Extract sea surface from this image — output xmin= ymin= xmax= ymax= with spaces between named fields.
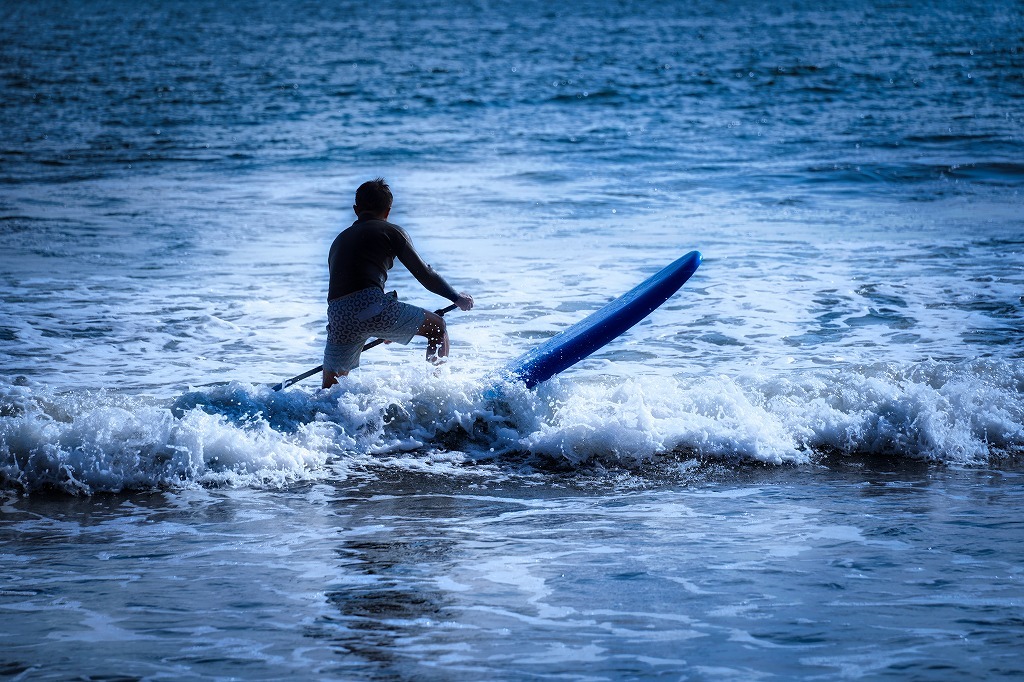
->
xmin=2 ymin=0 xmax=1023 ymax=679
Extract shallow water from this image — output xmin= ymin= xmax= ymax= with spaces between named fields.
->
xmin=2 ymin=0 xmax=1024 ymax=678
xmin=3 ymin=465 xmax=1023 ymax=680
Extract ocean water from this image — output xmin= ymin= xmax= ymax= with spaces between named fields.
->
xmin=2 ymin=0 xmax=1023 ymax=679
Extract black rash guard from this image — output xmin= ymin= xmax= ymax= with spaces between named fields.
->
xmin=327 ymin=215 xmax=460 ymax=302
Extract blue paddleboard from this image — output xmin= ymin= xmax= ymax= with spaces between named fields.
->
xmin=502 ymin=251 xmax=702 ymax=388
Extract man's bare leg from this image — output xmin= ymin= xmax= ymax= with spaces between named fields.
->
xmin=323 ymin=311 xmax=449 ymax=384
xmin=417 ymin=311 xmax=449 ymax=364
xmin=322 ymin=369 xmax=348 ymax=388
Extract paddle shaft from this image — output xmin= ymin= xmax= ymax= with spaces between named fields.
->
xmin=272 ymin=303 xmax=459 ymax=391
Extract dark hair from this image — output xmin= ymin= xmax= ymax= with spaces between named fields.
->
xmin=354 ymin=177 xmax=393 ymax=215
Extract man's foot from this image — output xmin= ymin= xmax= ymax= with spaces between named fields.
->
xmin=322 ymin=369 xmax=348 ymax=388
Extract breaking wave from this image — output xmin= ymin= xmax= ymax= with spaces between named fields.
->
xmin=1 ymin=359 xmax=1021 ymax=494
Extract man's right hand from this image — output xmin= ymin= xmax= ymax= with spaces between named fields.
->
xmin=454 ymin=293 xmax=474 ymax=311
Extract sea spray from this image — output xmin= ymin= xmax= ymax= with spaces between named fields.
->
xmin=520 ymin=375 xmax=802 ymax=465
xmin=748 ymin=360 xmax=1024 ymax=465
xmin=3 ymin=359 xmax=1021 ymax=494
xmin=0 ymin=382 xmax=330 ymax=494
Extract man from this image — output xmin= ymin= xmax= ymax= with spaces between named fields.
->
xmin=322 ymin=178 xmax=474 ymax=388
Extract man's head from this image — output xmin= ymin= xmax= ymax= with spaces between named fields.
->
xmin=354 ymin=178 xmax=393 ymax=219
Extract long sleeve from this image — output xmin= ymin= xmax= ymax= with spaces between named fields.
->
xmin=395 ymin=240 xmax=460 ymax=302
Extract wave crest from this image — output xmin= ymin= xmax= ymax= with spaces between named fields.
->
xmin=2 ymin=359 xmax=1021 ymax=494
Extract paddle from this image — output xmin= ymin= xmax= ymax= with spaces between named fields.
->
xmin=271 ymin=302 xmax=460 ymax=391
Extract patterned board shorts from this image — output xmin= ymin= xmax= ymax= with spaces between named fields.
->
xmin=323 ymin=288 xmax=426 ymax=373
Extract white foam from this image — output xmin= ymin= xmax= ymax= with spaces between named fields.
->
xmin=2 ymin=358 xmax=1021 ymax=493
xmin=0 ymin=383 xmax=329 ymax=494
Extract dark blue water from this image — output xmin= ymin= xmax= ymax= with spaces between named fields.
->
xmin=4 ymin=0 xmax=1023 ymax=199
xmin=2 ymin=0 xmax=1023 ymax=679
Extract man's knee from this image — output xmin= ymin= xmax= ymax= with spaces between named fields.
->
xmin=420 ymin=311 xmax=446 ymax=339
